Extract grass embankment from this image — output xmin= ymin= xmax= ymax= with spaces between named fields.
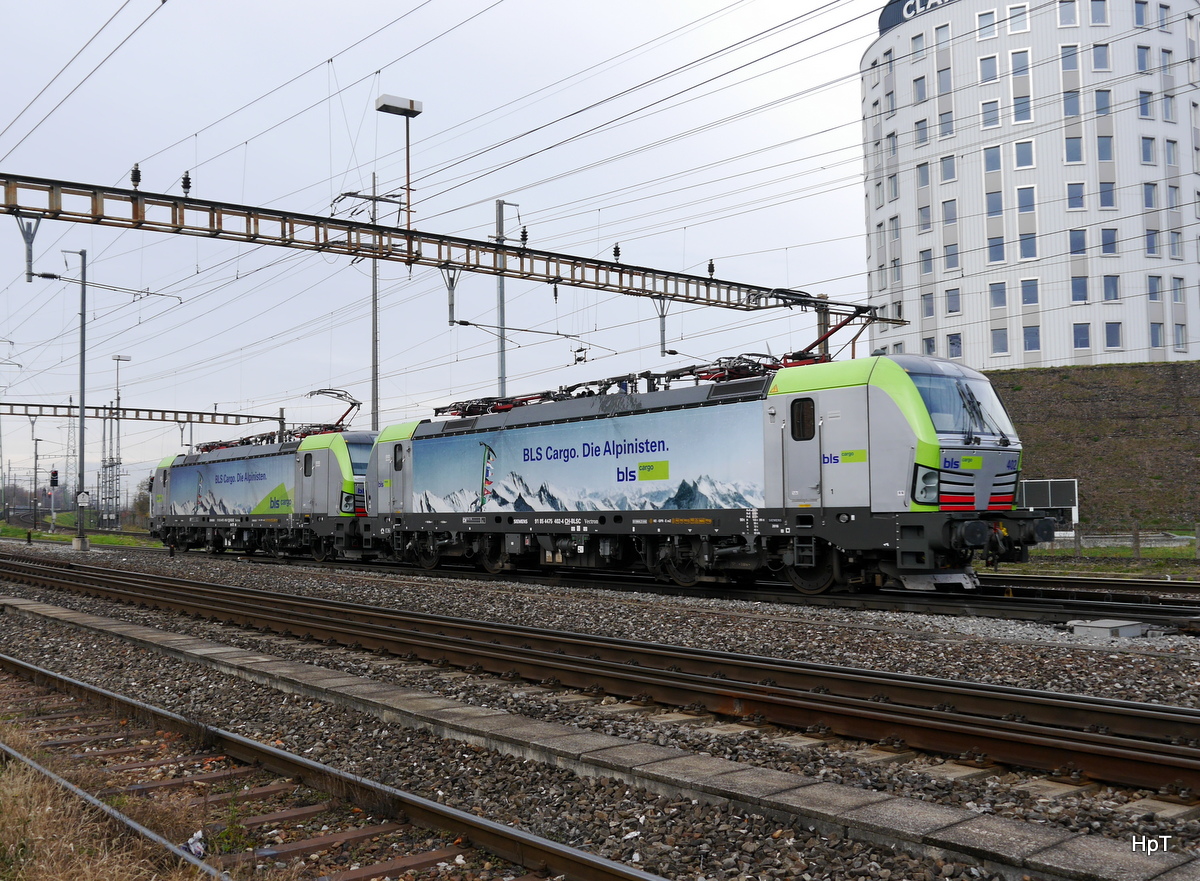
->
xmin=0 ymin=523 xmax=156 ymax=548
xmin=1002 ymin=541 xmax=1200 ymax=579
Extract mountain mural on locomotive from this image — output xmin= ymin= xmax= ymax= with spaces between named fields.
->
xmin=165 ymin=452 xmax=296 ymax=516
xmin=412 ymin=401 xmax=765 ymax=513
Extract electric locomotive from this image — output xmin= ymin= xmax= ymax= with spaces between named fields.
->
xmin=359 ymin=353 xmax=1053 ymax=592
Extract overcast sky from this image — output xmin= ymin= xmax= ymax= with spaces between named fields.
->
xmin=0 ymin=0 xmax=881 ymax=496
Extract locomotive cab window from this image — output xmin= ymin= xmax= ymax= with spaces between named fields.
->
xmin=790 ymin=398 xmax=816 ymax=441
xmin=393 ymin=444 xmax=404 ymax=471
xmin=303 ymin=453 xmax=313 ymax=477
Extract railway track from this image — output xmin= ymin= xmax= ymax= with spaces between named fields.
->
xmin=0 ymin=652 xmax=666 ymax=881
xmin=2 ymin=551 xmax=1199 ymax=796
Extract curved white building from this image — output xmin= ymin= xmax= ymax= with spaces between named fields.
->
xmin=862 ymin=0 xmax=1199 ymax=367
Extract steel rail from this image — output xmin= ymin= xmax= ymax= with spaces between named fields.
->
xmin=4 ymin=554 xmax=1200 ymax=793
xmin=0 ymin=652 xmax=668 ymax=881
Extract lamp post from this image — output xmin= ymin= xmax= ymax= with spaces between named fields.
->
xmin=63 ymin=252 xmax=88 ymax=549
xmin=373 ymin=94 xmax=423 ymax=432
xmin=31 ymin=437 xmax=41 ymax=533
xmin=111 ymin=354 xmax=130 ymax=529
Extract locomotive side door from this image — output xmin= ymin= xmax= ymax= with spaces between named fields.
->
xmin=299 ymin=451 xmax=318 ymax=514
xmin=782 ymin=395 xmax=822 ymax=507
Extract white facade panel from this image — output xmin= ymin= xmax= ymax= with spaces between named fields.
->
xmin=862 ymin=0 xmax=1200 ymax=369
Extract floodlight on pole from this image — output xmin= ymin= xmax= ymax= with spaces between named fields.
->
xmin=373 ymin=94 xmax=423 ymax=433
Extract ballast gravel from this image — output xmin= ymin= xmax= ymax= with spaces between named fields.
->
xmin=2 ymin=545 xmax=1199 ymax=880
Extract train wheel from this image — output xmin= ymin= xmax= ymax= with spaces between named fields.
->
xmin=663 ymin=557 xmax=700 ymax=587
xmin=415 ymin=536 xmax=440 ymax=570
xmin=782 ymin=546 xmax=835 ymax=595
xmin=479 ymin=538 xmax=507 ymax=574
xmin=206 ymin=534 xmax=226 ymax=555
xmin=311 ymin=539 xmax=331 ymax=562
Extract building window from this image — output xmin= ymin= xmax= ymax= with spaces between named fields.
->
xmin=1017 ymin=186 xmax=1035 ymax=212
xmin=1065 ymin=136 xmax=1083 ymax=162
xmin=935 ymin=23 xmax=950 ymax=47
xmin=1020 ymin=232 xmax=1037 ymax=258
xmin=937 ymin=67 xmax=952 ymax=94
xmin=1170 ymin=231 xmax=1183 ymax=258
xmin=1024 ymin=325 xmax=1041 ymax=351
xmin=886 ymin=90 xmax=896 ymax=114
xmin=1135 ymin=0 xmax=1148 ymax=25
xmin=875 ymin=181 xmax=884 ymax=208
xmin=978 ymin=10 xmax=997 ymax=37
xmin=888 ymin=173 xmax=899 ymax=200
xmin=942 ymin=199 xmax=957 ymax=225
xmin=984 ymin=145 xmax=1001 ymax=171
xmin=1094 ymin=90 xmax=1111 ymax=116
xmin=889 ymin=216 xmax=901 ymax=239
xmin=1137 ymin=45 xmax=1151 ymax=71
xmin=887 ymin=131 xmax=898 ymax=155
xmin=1103 ymin=275 xmax=1120 ymax=299
xmin=883 ymin=48 xmax=894 ymax=74
xmin=1099 ymin=181 xmax=1115 ymax=207
xmin=1063 ymin=91 xmax=1080 ymax=116
xmin=948 ymin=333 xmax=963 ymax=358
xmin=892 ymin=258 xmax=902 ymax=281
xmin=923 ymin=337 xmax=936 ymax=355
xmin=1073 ymin=323 xmax=1091 ymax=348
xmin=992 ymin=328 xmax=1009 ymax=354
xmin=1101 ymin=228 xmax=1117 ymax=253
xmin=1093 ymin=44 xmax=1110 ymax=70
xmin=1096 ymin=134 xmax=1113 ymax=161
xmin=980 ymin=55 xmax=998 ymax=82
xmin=1164 ymin=93 xmax=1176 ymax=121
xmin=1168 ymin=185 xmax=1179 ymax=208
xmin=1139 ymin=91 xmax=1154 ymax=118
xmin=1015 ymin=140 xmax=1034 ymax=167
xmin=1009 ymin=3 xmax=1030 ymax=31
xmin=1141 ymin=137 xmax=1156 ymax=163
xmin=917 ymin=162 xmax=930 ymax=187
xmin=990 ymin=281 xmax=1007 ymax=307
xmin=893 ymin=343 xmax=905 ymax=354
xmin=1175 ymin=324 xmax=1187 ymax=350
xmin=1059 ymin=0 xmax=1078 ymax=25
xmin=1148 ymin=275 xmax=1162 ymax=300
xmin=1150 ymin=322 xmax=1165 ymax=347
xmin=1013 ymin=94 xmax=1032 ymax=122
xmin=1105 ymin=321 xmax=1122 ymax=348
xmin=912 ymin=33 xmax=926 ymax=60
xmin=1071 ymin=275 xmax=1089 ymax=301
xmin=1166 ymin=139 xmax=1178 ymax=165
xmin=982 ymin=100 xmax=1000 ymax=127
xmin=922 ymin=292 xmax=934 ymax=317
xmin=918 ymin=205 xmax=932 ymax=231
xmin=939 ymin=110 xmax=955 ymax=137
xmin=1146 ymin=230 xmax=1160 ymax=255
xmin=945 ymin=243 xmax=960 ymax=269
xmin=1067 ymin=182 xmax=1084 ymax=209
xmin=1172 ymin=276 xmax=1184 ymax=302
xmin=920 ymin=249 xmax=933 ymax=274
xmin=1021 ymin=278 xmax=1039 ymax=305
xmin=940 ymin=154 xmax=956 ymax=181
xmin=1091 ymin=0 xmax=1108 ymax=23
xmin=988 ymin=236 xmax=1005 ymax=262
xmin=1069 ymin=228 xmax=1087 ymax=254
xmin=946 ymin=288 xmax=961 ymax=313
xmin=987 ymin=191 xmax=1004 ymax=216
xmin=914 ymin=76 xmax=927 ymax=102
xmin=1011 ymin=49 xmax=1029 ymax=76
xmin=1144 ymin=182 xmax=1158 ymax=208
xmin=1061 ymin=45 xmax=1079 ymax=70
xmin=1159 ymin=3 xmax=1170 ymax=29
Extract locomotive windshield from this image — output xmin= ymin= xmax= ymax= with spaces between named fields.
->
xmin=347 ymin=442 xmax=373 ymax=475
xmin=907 ymin=372 xmax=1017 ymax=443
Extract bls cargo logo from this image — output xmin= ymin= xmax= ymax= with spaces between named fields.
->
xmin=618 ymin=460 xmax=670 ymax=482
xmin=943 ymin=455 xmax=983 ymax=470
xmin=822 ymin=450 xmax=868 ymax=464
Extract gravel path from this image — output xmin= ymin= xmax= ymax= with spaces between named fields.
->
xmin=2 ymin=545 xmax=1199 ymax=879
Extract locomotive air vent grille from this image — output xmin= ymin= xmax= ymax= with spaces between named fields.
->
xmin=441 ymin=418 xmax=477 ymax=432
xmin=706 ymin=377 xmax=769 ymax=399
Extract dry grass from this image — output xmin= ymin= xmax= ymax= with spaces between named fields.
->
xmin=0 ymin=723 xmax=303 ymax=880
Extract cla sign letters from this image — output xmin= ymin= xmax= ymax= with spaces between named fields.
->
xmin=878 ymin=0 xmax=962 ymax=34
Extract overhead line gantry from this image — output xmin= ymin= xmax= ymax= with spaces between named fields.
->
xmin=2 ymin=172 xmax=897 ymax=338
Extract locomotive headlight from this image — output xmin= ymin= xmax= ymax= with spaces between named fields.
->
xmin=913 ymin=466 xmax=940 ymax=504
xmin=340 ymin=491 xmax=355 ymax=513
